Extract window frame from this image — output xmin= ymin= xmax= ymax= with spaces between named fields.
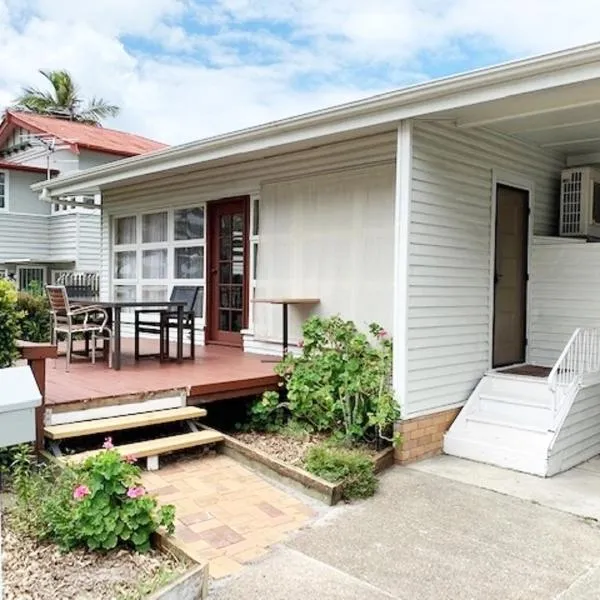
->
xmin=0 ymin=170 xmax=8 ymax=211
xmin=112 ymin=204 xmax=207 ymax=320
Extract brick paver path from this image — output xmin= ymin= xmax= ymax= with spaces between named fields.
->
xmin=143 ymin=454 xmax=317 ymax=578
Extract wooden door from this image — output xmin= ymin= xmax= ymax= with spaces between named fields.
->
xmin=493 ymin=184 xmax=529 ymax=368
xmin=207 ymin=197 xmax=249 ymax=346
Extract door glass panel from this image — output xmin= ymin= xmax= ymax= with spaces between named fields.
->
xmin=231 ymin=311 xmax=242 ymax=332
xmin=219 ymin=262 xmax=231 ymax=284
xmin=219 ymin=310 xmax=230 ymax=331
xmin=214 ymin=205 xmax=246 ymax=335
xmin=231 ymin=286 xmax=242 ymax=310
xmin=220 ymin=287 xmax=230 ymax=309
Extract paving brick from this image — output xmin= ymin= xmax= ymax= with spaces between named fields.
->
xmin=197 ymin=525 xmax=245 ymax=549
xmin=180 ymin=511 xmax=213 ymax=526
xmin=209 ymin=556 xmax=243 ymax=579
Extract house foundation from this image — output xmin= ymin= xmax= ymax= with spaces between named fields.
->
xmin=395 ymin=408 xmax=461 ymax=464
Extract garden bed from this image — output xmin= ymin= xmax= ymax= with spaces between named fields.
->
xmin=215 ymin=429 xmax=394 ymax=505
xmin=2 ymin=516 xmax=186 ymax=600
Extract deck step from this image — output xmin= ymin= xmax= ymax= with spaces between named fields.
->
xmin=45 ymin=406 xmax=207 ymax=440
xmin=64 ymin=430 xmax=224 ymax=469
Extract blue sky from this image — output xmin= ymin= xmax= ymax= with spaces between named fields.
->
xmin=1 ymin=0 xmax=600 ymax=144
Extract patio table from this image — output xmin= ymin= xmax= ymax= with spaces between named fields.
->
xmin=71 ymin=299 xmax=186 ymax=371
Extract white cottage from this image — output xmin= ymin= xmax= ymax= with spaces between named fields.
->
xmin=35 ymin=42 xmax=600 ymax=477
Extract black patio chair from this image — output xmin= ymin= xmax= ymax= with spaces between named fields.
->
xmin=134 ymin=286 xmax=200 ymax=361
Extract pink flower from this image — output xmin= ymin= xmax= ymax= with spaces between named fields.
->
xmin=297 ymin=340 xmax=304 ymax=348
xmin=376 ymin=330 xmax=388 ymax=339
xmin=73 ymin=484 xmax=90 ymax=500
xmin=124 ymin=454 xmax=137 ymax=464
xmin=126 ymin=486 xmax=146 ymax=499
xmin=102 ymin=437 xmax=114 ymax=450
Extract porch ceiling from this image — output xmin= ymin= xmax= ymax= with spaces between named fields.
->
xmin=428 ymin=77 xmax=600 ymax=165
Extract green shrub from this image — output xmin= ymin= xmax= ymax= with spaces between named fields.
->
xmin=304 ymin=443 xmax=378 ymax=501
xmin=246 ymin=391 xmax=286 ymax=432
xmin=17 ymin=290 xmax=51 ymax=342
xmin=10 ymin=441 xmax=175 ymax=553
xmin=0 ymin=279 xmax=21 ymax=368
xmin=249 ymin=316 xmax=400 ymax=444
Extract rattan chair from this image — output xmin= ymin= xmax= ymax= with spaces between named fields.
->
xmin=46 ymin=285 xmax=113 ymax=371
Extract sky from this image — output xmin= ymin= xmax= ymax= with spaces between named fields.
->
xmin=1 ymin=1 xmax=600 ymax=145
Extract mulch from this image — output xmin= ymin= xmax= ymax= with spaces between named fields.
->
xmin=1 ymin=518 xmax=184 ymax=600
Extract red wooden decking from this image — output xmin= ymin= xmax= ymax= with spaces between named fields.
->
xmin=45 ymin=340 xmax=279 ymax=408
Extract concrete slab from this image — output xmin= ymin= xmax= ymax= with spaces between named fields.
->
xmin=410 ymin=454 xmax=600 ymax=522
xmin=208 ymin=546 xmax=395 ymax=600
xmin=288 ymin=469 xmax=600 ymax=600
xmin=210 ymin=467 xmax=600 ymax=600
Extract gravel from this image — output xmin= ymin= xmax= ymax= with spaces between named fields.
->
xmin=2 ymin=519 xmax=185 ymax=600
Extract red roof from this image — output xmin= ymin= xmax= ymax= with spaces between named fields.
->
xmin=0 ymin=160 xmax=57 ymax=175
xmin=0 ymin=110 xmax=167 ymax=157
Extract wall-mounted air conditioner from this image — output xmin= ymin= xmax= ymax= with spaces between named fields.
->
xmin=559 ymin=166 xmax=600 ymax=237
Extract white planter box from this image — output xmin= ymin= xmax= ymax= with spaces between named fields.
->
xmin=0 ymin=366 xmax=42 ymax=447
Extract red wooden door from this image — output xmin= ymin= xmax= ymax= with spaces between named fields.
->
xmin=207 ymin=197 xmax=249 ymax=346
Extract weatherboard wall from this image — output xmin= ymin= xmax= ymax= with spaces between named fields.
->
xmin=404 ymin=121 xmax=564 ymax=418
xmin=100 ymin=132 xmax=397 ymax=341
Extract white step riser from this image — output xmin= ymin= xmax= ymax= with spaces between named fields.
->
xmin=47 ymin=393 xmax=187 ymax=426
xmin=443 ymin=436 xmax=549 ymax=477
xmin=458 ymin=418 xmax=550 ymax=449
xmin=483 ymin=377 xmax=552 ymax=403
xmin=477 ymin=398 xmax=553 ymax=429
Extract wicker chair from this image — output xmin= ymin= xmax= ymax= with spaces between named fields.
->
xmin=46 ymin=285 xmax=113 ymax=371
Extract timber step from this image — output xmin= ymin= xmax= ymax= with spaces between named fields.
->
xmin=45 ymin=406 xmax=207 ymax=440
xmin=63 ymin=430 xmax=224 ymax=470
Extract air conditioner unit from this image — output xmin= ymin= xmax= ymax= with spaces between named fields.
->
xmin=559 ymin=166 xmax=600 ymax=237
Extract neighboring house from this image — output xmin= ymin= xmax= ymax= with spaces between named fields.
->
xmin=0 ymin=110 xmax=166 ymax=289
xmin=36 ymin=42 xmax=600 ymax=477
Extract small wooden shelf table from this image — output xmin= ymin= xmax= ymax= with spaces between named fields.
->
xmin=252 ymin=297 xmax=320 ymax=359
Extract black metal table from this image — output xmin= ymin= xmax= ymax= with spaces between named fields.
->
xmin=71 ymin=299 xmax=186 ymax=371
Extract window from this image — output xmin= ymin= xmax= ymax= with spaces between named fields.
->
xmin=112 ymin=206 xmax=206 ymax=318
xmin=0 ymin=172 xmax=6 ymax=210
xmin=17 ymin=266 xmax=46 ymax=291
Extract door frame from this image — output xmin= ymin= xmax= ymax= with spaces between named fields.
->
xmin=205 ymin=195 xmax=250 ymax=346
xmin=489 ymin=170 xmax=534 ymax=369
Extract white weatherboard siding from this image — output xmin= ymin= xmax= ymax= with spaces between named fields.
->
xmin=406 ymin=121 xmax=564 ymax=418
xmin=101 ymin=133 xmax=397 ymax=340
xmin=255 ymin=164 xmax=395 ymax=343
xmin=529 ymin=241 xmax=600 ymax=366
xmin=6 ymin=171 xmax=49 ymax=214
xmin=548 ymin=383 xmax=600 ymax=476
xmin=76 ymin=213 xmax=101 ymax=271
xmin=49 ymin=214 xmax=77 ymax=262
xmin=0 ymin=213 xmax=49 ymax=261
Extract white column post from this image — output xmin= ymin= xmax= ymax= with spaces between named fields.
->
xmin=392 ymin=120 xmax=413 ymax=415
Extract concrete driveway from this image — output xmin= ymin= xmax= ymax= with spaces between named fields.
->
xmin=209 ymin=466 xmax=600 ymax=600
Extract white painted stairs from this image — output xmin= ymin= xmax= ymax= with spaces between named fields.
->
xmin=443 ymin=371 xmax=557 ymax=477
xmin=45 ymin=405 xmax=224 ymax=471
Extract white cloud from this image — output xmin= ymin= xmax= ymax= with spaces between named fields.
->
xmin=1 ymin=0 xmax=600 ymax=145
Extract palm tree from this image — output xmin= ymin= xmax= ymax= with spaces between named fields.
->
xmin=12 ymin=69 xmax=120 ymax=125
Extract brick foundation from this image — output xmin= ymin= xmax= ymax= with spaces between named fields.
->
xmin=394 ymin=407 xmax=461 ymax=464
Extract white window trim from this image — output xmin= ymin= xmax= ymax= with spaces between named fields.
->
xmin=112 ymin=204 xmax=207 ymax=322
xmin=16 ymin=265 xmax=47 ymax=291
xmin=0 ymin=170 xmax=8 ymax=212
xmin=248 ymin=192 xmax=260 ymax=329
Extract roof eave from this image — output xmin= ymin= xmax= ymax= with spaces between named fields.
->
xmin=32 ymin=41 xmax=600 ymax=197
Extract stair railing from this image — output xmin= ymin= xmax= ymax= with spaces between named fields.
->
xmin=547 ymin=328 xmax=600 ymax=413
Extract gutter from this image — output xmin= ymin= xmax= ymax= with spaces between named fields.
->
xmin=32 ymin=41 xmax=600 ymax=196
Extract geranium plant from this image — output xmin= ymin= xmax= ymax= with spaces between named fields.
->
xmin=249 ymin=316 xmax=400 ymax=445
xmin=59 ymin=438 xmax=176 ymax=552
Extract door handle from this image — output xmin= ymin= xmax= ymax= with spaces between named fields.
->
xmin=494 ymin=272 xmax=502 ymax=284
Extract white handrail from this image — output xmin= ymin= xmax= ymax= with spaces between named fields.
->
xmin=548 ymin=327 xmax=600 ymax=412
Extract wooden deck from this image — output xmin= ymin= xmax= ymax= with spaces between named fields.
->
xmin=45 ymin=340 xmax=280 ymax=409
